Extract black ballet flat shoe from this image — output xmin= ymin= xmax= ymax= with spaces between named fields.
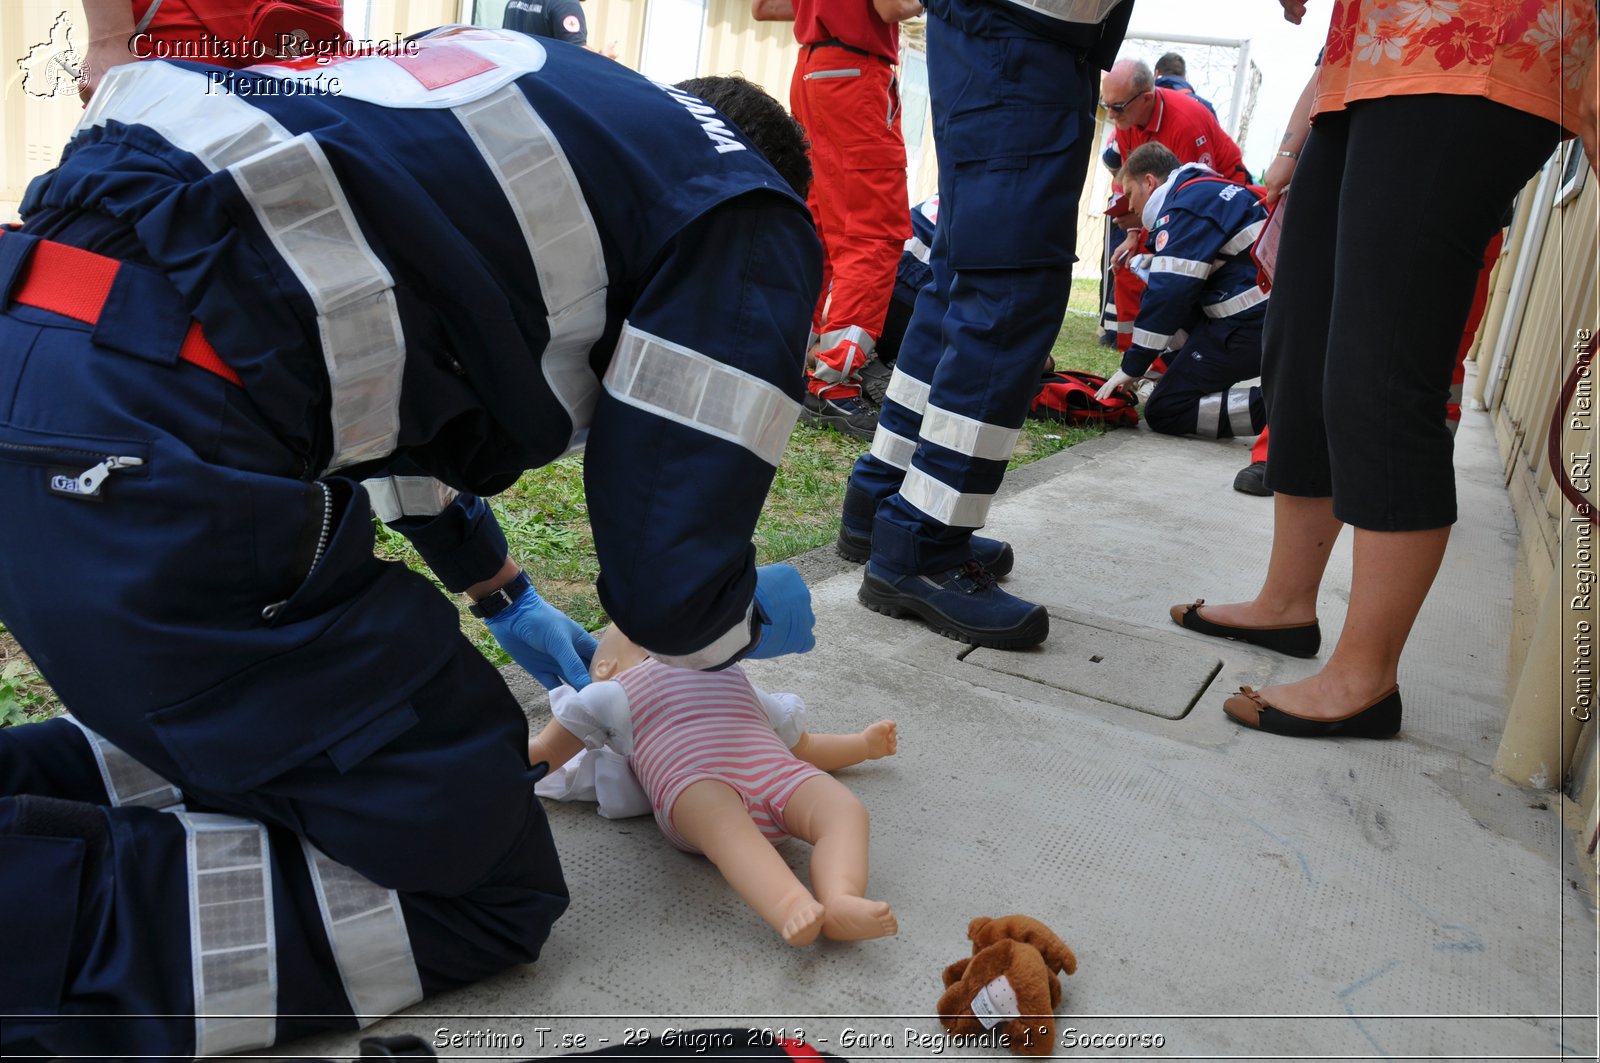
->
xmin=1222 ymin=685 xmax=1402 ymax=739
xmin=1169 ymin=599 xmax=1321 ymax=658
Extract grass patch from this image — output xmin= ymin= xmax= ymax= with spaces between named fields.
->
xmin=4 ymin=285 xmax=1117 ymax=721
xmin=0 ymin=623 xmax=58 ymax=728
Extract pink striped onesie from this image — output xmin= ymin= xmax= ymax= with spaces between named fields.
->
xmin=616 ymin=659 xmax=823 ymax=854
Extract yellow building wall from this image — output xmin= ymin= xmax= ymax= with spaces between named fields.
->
xmin=1485 ymin=146 xmax=1598 ymax=794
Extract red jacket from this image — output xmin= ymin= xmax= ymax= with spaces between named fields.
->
xmin=1115 ymin=87 xmax=1247 ymax=183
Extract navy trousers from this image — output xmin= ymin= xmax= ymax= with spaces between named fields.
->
xmin=0 ymin=233 xmax=567 ymax=1057
xmin=846 ymin=14 xmax=1098 ymax=574
xmin=1143 ymin=316 xmax=1265 ymax=438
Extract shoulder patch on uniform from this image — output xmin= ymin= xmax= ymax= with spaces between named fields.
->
xmin=1153 ymin=230 xmax=1169 ymax=252
xmin=563 ymin=14 xmax=581 ymax=32
xmin=1156 ymin=214 xmax=1169 ymax=227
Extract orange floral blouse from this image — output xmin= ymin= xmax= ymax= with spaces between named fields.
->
xmin=1314 ymin=0 xmax=1598 ymax=135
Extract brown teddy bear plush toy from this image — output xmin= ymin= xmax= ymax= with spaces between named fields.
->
xmin=936 ymin=915 xmax=1078 ymax=1057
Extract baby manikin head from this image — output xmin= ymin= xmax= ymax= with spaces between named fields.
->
xmin=589 ymin=624 xmax=651 ymax=682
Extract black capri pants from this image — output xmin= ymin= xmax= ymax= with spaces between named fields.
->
xmin=1262 ymin=93 xmax=1561 ymax=530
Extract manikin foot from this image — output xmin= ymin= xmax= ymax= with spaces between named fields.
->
xmin=822 ymin=896 xmax=898 ymax=941
xmin=780 ymin=898 xmax=826 ymax=947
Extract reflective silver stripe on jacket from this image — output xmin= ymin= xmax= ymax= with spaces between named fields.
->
xmin=364 ymin=475 xmax=461 ymax=523
xmin=1132 ymin=326 xmax=1173 ymax=350
xmin=63 ymin=715 xmax=183 ymax=809
xmin=999 ymin=0 xmax=1126 ymax=24
xmin=301 ymin=839 xmax=423 ymax=1025
xmin=920 ymin=403 xmax=1020 ymax=462
xmin=869 ymin=425 xmax=918 ymax=470
xmin=884 ymin=366 xmax=931 ymax=415
xmin=81 ymin=62 xmax=407 ymax=473
xmin=454 ymin=86 xmax=608 ymax=456
xmin=905 ymin=235 xmax=932 ymax=264
xmin=232 ymin=137 xmax=406 ymax=470
xmin=901 ymin=466 xmax=993 ymax=529
xmin=604 ymin=324 xmax=799 ymax=467
xmin=1149 ymin=255 xmax=1211 ymax=279
xmin=1220 ymin=219 xmax=1267 ymax=256
xmin=1203 ymin=286 xmax=1269 ymax=319
xmin=172 ymin=811 xmax=277 ymax=1056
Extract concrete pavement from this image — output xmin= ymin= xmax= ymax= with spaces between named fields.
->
xmin=276 ymin=382 xmax=1599 ymax=1061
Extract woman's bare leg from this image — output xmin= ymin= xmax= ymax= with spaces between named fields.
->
xmin=1195 ymin=493 xmax=1341 ymax=628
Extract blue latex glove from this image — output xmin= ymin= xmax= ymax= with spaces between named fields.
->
xmin=484 ymin=585 xmax=600 ymax=690
xmin=745 ymin=563 xmax=816 ymax=659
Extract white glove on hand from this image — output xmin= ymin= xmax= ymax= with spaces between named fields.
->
xmin=1096 ymin=369 xmax=1137 ymax=404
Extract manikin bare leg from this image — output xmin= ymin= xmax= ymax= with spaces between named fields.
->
xmin=781 ymin=774 xmax=897 ymax=941
xmin=671 ymin=779 xmax=825 ymax=947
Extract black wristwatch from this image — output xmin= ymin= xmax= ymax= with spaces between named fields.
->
xmin=469 ymin=570 xmax=532 ymax=620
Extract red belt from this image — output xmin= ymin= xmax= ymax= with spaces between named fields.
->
xmin=8 ymin=236 xmax=242 ymax=387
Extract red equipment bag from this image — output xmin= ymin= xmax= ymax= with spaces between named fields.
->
xmin=1029 ymin=370 xmax=1140 ymax=428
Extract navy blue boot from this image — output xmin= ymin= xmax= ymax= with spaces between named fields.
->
xmin=836 ymin=482 xmax=1014 ymax=575
xmin=859 ymin=559 xmax=1048 ymax=649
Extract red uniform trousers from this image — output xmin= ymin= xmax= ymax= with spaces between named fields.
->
xmin=1112 ymin=231 xmax=1147 ymax=353
xmin=790 ymin=45 xmax=910 ymax=398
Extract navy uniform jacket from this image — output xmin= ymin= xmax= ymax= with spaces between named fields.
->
xmin=1121 ymin=162 xmax=1269 ymax=378
xmin=503 ymin=0 xmax=589 ymax=45
xmin=20 ymin=28 xmax=821 ymax=665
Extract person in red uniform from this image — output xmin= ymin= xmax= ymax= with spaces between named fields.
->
xmin=78 ymin=0 xmax=347 ymax=101
xmin=753 ymin=0 xmax=924 ymax=442
xmin=1101 ymin=58 xmax=1248 ymax=357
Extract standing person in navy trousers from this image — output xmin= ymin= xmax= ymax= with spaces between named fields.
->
xmin=839 ymin=0 xmax=1135 ymax=649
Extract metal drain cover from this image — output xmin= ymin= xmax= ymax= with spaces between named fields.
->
xmin=963 ymin=616 xmax=1222 ymax=719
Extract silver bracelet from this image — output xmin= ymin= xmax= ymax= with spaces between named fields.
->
xmin=1278 ymin=149 xmax=1300 ymax=159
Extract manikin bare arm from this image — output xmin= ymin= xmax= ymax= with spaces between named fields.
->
xmin=790 ymin=721 xmax=897 ymax=773
xmin=526 ymin=718 xmax=587 ymax=772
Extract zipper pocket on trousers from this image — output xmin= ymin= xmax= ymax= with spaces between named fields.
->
xmin=0 ymin=437 xmax=150 ymax=500
xmin=804 ymin=68 xmax=862 ymax=80
xmin=261 ymin=480 xmax=333 ymax=622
